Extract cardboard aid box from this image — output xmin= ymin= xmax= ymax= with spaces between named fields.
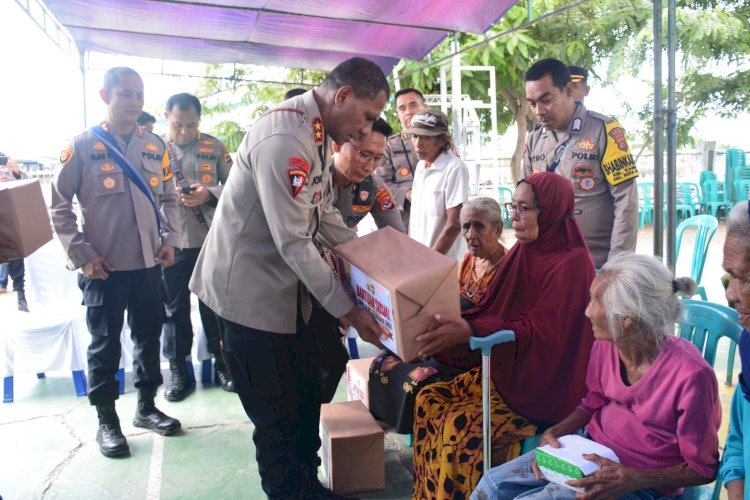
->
xmin=335 ymin=227 xmax=460 ymax=362
xmin=346 ymin=357 xmax=374 ymax=408
xmin=0 ymin=179 xmax=53 ymax=263
xmin=319 ymin=400 xmax=385 ymax=495
xmin=535 ymin=434 xmax=620 ymax=492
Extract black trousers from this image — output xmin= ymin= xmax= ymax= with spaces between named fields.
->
xmin=79 ymin=267 xmax=164 ymax=406
xmin=1 ymin=259 xmax=25 ymax=292
xmin=309 ymin=304 xmax=349 ymax=404
xmin=219 ymin=315 xmax=322 ymax=499
xmin=162 ymin=248 xmax=222 ymax=362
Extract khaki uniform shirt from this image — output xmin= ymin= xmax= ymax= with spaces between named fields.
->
xmin=50 ymin=122 xmax=181 ymax=271
xmin=376 ymin=132 xmax=418 ymax=227
xmin=331 ymin=162 xmax=405 ymax=232
xmin=190 ymin=91 xmax=356 ymax=334
xmin=165 ymin=132 xmax=232 ymax=249
xmin=523 ymin=103 xmax=639 ymax=268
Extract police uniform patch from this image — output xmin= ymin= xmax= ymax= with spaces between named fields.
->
xmin=579 ymin=177 xmax=595 ymax=191
xmin=312 ymin=117 xmax=324 ymax=144
xmin=102 ymin=176 xmax=116 ymax=190
xmin=198 ymin=147 xmax=213 ymax=154
xmin=200 ymin=162 xmax=213 ymax=172
xmin=59 ymin=146 xmax=74 ymax=166
xmin=100 ymin=162 xmax=115 ymax=172
xmin=359 ymin=190 xmax=369 ymax=202
xmin=161 ymin=154 xmax=174 ymax=182
xmin=149 ymin=176 xmax=159 ymax=187
xmin=288 ymin=169 xmax=307 ymax=199
xmin=573 ymin=165 xmax=593 ymax=178
xmin=93 ymin=142 xmax=106 ymax=151
xmin=202 ymin=174 xmax=212 ymax=184
xmin=145 ymin=143 xmax=159 ymax=152
xmin=532 ymin=167 xmax=540 ymax=174
xmin=399 ymin=167 xmax=410 ymax=177
xmin=289 ymin=156 xmax=311 ymax=174
xmin=222 ymin=147 xmax=233 ymax=165
xmin=572 ymin=118 xmax=582 ymax=132
xmin=577 ymin=139 xmax=596 ymax=150
xmin=312 ymin=190 xmax=321 ymax=204
xmin=374 ymin=186 xmax=395 ymax=210
xmin=602 ymin=119 xmax=639 ymax=186
xmin=201 ymin=139 xmax=213 ymax=145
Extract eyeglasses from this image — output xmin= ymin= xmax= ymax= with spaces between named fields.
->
xmin=353 ymin=148 xmax=385 ymax=165
xmin=505 ymin=203 xmax=539 ymax=219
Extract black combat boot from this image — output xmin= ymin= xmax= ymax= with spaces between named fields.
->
xmin=301 ymin=464 xmax=360 ymax=500
xmin=133 ymin=388 xmax=182 ymax=436
xmin=17 ymin=290 xmax=29 ymax=312
xmin=214 ymin=366 xmax=235 ymax=392
xmin=164 ymin=359 xmax=194 ymax=401
xmin=95 ymin=403 xmax=130 ymax=457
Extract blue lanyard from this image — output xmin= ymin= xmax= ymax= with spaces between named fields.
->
xmin=548 ymin=137 xmax=572 ymax=173
xmin=90 ymin=126 xmax=161 ymax=232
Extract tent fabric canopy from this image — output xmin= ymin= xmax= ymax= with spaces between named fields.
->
xmin=44 ymin=0 xmax=518 ymax=72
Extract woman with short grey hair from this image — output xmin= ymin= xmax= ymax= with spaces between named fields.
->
xmin=473 ymin=253 xmax=721 ymax=500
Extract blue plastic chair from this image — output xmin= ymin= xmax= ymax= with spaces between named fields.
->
xmin=637 ymin=181 xmax=654 ymax=228
xmin=701 ymin=180 xmax=732 ymax=219
xmin=679 ymin=299 xmax=741 ymax=386
xmin=734 ymin=179 xmax=750 ymax=202
xmin=675 ymin=215 xmax=719 ymax=301
xmin=675 ymin=183 xmax=696 ymax=220
xmin=497 ymin=186 xmax=513 ymax=227
xmin=683 ymin=182 xmax=703 ymax=215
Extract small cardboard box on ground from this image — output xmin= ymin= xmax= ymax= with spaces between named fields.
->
xmin=335 ymin=227 xmax=460 ymax=362
xmin=535 ymin=434 xmax=620 ymax=493
xmin=346 ymin=357 xmax=374 ymax=408
xmin=0 ymin=179 xmax=52 ymax=263
xmin=319 ymin=400 xmax=384 ymax=495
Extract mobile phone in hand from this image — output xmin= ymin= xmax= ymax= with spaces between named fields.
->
xmin=181 ymin=186 xmax=196 ymax=194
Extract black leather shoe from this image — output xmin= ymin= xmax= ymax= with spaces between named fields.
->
xmin=97 ymin=423 xmax=130 ymax=457
xmin=164 ymin=360 xmax=194 ymax=402
xmin=302 ymin=466 xmax=359 ymax=500
xmin=214 ymin=369 xmax=235 ymax=392
xmin=17 ymin=297 xmax=29 ymax=312
xmin=133 ymin=406 xmax=182 ymax=436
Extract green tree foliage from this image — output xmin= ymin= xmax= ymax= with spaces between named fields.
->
xmin=396 ymin=0 xmax=748 ymax=181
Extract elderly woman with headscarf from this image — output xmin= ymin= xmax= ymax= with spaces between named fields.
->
xmin=473 ymin=253 xmax=721 ymax=499
xmin=368 ymin=197 xmax=507 ymax=433
xmin=406 ymin=109 xmax=469 ymax=261
xmin=411 ymin=172 xmax=596 ymax=499
xmin=719 ymin=201 xmax=750 ymax=499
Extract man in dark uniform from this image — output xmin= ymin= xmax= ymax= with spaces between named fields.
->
xmin=523 ymin=58 xmax=638 ymax=268
xmin=375 ymin=88 xmax=428 ymax=229
xmin=161 ymin=93 xmax=234 ymax=401
xmin=331 ymin=117 xmax=404 ymax=232
xmin=50 ymin=67 xmax=182 ymax=458
xmin=190 ymin=57 xmax=388 ymax=498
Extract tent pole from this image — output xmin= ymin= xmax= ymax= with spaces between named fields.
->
xmin=451 ymin=33 xmax=463 ymax=152
xmin=666 ymin=0 xmax=677 ymax=272
xmin=653 ymin=0 xmax=664 ymax=258
xmin=79 ymin=50 xmax=88 ymax=129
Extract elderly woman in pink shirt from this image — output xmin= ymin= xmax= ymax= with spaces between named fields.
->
xmin=472 ymin=253 xmax=721 ymax=500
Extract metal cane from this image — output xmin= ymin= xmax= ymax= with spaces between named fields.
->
xmin=469 ymin=329 xmax=516 ymax=473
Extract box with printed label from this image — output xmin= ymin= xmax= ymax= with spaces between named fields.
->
xmin=346 ymin=357 xmax=374 ymax=408
xmin=535 ymin=434 xmax=620 ymax=492
xmin=0 ymin=179 xmax=52 ymax=263
xmin=335 ymin=227 xmax=460 ymax=362
xmin=319 ymin=400 xmax=384 ymax=495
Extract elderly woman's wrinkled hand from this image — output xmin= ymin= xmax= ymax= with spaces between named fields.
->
xmin=567 ymin=454 xmax=638 ymax=500
xmin=415 ymin=314 xmax=473 ymax=360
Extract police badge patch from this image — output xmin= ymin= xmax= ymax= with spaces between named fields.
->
xmin=572 ymin=118 xmax=582 ymax=132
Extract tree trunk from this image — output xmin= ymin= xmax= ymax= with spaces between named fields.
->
xmin=510 ymin=99 xmax=530 ymax=183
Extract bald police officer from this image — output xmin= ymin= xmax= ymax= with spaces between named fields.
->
xmin=51 ymin=67 xmax=182 ymax=458
xmin=376 ymin=88 xmax=428 ymax=229
xmin=523 ymin=58 xmax=638 ymax=268
xmin=190 ymin=57 xmax=389 ymax=498
xmin=331 ymin=117 xmax=404 ymax=232
xmin=161 ymin=93 xmax=234 ymax=401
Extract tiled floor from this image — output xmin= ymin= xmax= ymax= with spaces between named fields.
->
xmin=0 ymin=221 xmax=737 ymax=499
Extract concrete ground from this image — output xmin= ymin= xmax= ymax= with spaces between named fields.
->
xmin=0 ymin=221 xmax=737 ymax=499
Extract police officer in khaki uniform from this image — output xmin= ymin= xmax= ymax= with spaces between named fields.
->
xmin=190 ymin=57 xmax=389 ymax=498
xmin=331 ymin=117 xmax=404 ymax=232
xmin=376 ymin=88 xmax=428 ymax=229
xmin=161 ymin=93 xmax=234 ymax=401
xmin=523 ymin=58 xmax=638 ymax=268
xmin=50 ymin=67 xmax=182 ymax=458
